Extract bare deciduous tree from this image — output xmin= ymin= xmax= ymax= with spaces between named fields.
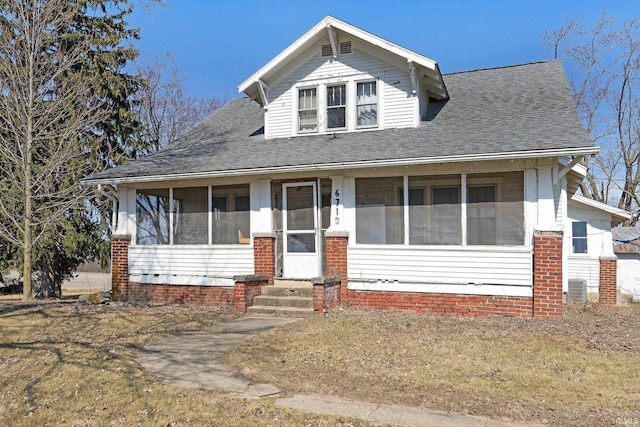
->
xmin=0 ymin=0 xmax=108 ymax=298
xmin=544 ymin=13 xmax=640 ymax=224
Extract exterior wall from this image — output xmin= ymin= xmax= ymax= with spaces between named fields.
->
xmin=126 ymin=282 xmax=234 ymax=305
xmin=617 ymin=254 xmax=640 ymax=300
xmin=266 ymin=38 xmax=414 ymax=138
xmin=128 ymin=246 xmax=253 ymax=286
xmin=566 ymin=200 xmax=614 ymax=296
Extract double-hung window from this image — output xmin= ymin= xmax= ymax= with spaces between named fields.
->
xmin=327 ymin=84 xmax=346 ymax=129
xmin=298 ymin=88 xmax=318 ymax=132
xmin=572 ymin=222 xmax=588 ymax=254
xmin=356 ymin=81 xmax=377 ymax=127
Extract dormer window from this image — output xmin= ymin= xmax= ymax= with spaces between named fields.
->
xmin=357 ymin=81 xmax=377 ymax=127
xmin=298 ymin=88 xmax=318 ymax=132
xmin=327 ymin=84 xmax=346 ymax=129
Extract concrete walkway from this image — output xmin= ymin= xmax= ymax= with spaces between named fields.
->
xmin=138 ymin=317 xmax=544 ymax=427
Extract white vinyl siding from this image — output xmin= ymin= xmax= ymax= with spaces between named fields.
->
xmin=267 ymin=43 xmax=414 ymax=138
xmin=129 ymin=246 xmax=253 ymax=286
xmin=567 ymin=256 xmax=600 ymax=295
xmin=617 ymin=254 xmax=640 ymax=300
xmin=348 ymin=246 xmax=532 ymax=291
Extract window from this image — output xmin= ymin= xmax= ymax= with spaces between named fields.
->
xmin=357 ymin=81 xmax=377 ymax=127
xmin=173 ymin=187 xmax=208 ymax=245
xmin=298 ymin=88 xmax=317 ymax=132
xmin=572 ymin=222 xmax=588 ymax=253
xmin=211 ymin=185 xmax=250 ymax=244
xmin=327 ymin=84 xmax=346 ymax=129
xmin=355 ymin=177 xmax=404 ymax=244
xmin=135 ymin=184 xmax=250 ymax=245
xmin=408 ymin=175 xmax=461 ymax=245
xmin=355 ymin=172 xmax=524 ymax=246
xmin=136 ymin=189 xmax=170 ymax=245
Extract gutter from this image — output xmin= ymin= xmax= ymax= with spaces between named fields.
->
xmin=83 ymin=146 xmax=600 ymax=186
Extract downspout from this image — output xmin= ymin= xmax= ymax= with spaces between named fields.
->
xmin=97 ymin=184 xmax=118 ymax=234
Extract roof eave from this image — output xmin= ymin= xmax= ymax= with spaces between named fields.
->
xmin=82 ymin=146 xmax=599 ymax=187
xmin=570 ymin=194 xmax=632 ymax=222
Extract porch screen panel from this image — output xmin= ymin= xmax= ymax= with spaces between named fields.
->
xmin=173 ymin=187 xmax=208 ymax=245
xmin=408 ymin=175 xmax=461 ymax=245
xmin=212 ymin=184 xmax=250 ymax=244
xmin=467 ymin=171 xmax=524 ymax=245
xmin=136 ymin=189 xmax=170 ymax=245
xmin=355 ymin=177 xmax=404 ymax=244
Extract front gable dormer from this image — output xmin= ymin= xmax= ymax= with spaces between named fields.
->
xmin=238 ymin=16 xmax=448 ymax=139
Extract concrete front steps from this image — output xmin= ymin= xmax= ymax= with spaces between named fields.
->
xmin=247 ymin=279 xmax=315 ymax=317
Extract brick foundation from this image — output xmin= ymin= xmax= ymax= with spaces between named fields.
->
xmin=532 ymin=230 xmax=563 ymax=319
xmin=111 ymin=235 xmax=131 ymax=301
xmin=346 ymin=291 xmax=532 ymax=317
xmin=325 ymin=233 xmax=348 ymax=303
xmin=127 ymin=282 xmax=234 ymax=305
xmin=599 ymin=256 xmax=617 ymax=306
xmin=254 ymin=235 xmax=275 ymax=285
xmin=234 ymin=275 xmax=268 ymax=314
xmin=312 ymin=276 xmax=341 ymax=314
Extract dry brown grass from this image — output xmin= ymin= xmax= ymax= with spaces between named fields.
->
xmin=0 ymin=302 xmax=375 ymax=426
xmin=227 ymin=303 xmax=640 ymax=427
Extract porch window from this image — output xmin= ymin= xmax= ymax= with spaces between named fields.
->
xmin=408 ymin=175 xmax=461 ymax=244
xmin=298 ymin=88 xmax=318 ymax=132
xmin=173 ymin=187 xmax=208 ymax=245
xmin=356 ymin=81 xmax=377 ymax=127
xmin=355 ymin=177 xmax=404 ymax=244
xmin=572 ymin=221 xmax=588 ymax=253
xmin=211 ymin=185 xmax=250 ymax=244
xmin=136 ymin=188 xmax=170 ymax=245
xmin=327 ymin=84 xmax=346 ymax=129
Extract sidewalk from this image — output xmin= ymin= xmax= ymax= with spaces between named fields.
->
xmin=137 ymin=317 xmax=544 ymax=427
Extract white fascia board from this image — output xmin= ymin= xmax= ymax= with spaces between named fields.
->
xmin=83 ymin=146 xmax=600 ymax=186
xmin=238 ymin=16 xmax=441 ymax=95
xmin=570 ymin=194 xmax=632 ymax=220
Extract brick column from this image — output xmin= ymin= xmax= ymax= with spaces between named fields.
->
xmin=533 ymin=230 xmax=563 ymax=319
xmin=599 ymin=256 xmax=618 ymax=306
xmin=253 ymin=233 xmax=275 ymax=285
xmin=325 ymin=231 xmax=348 ymax=304
xmin=111 ymin=234 xmax=131 ymax=301
xmin=234 ymin=275 xmax=268 ymax=314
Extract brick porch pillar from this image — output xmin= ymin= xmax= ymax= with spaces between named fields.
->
xmin=533 ymin=229 xmax=563 ymax=319
xmin=325 ymin=231 xmax=349 ymax=304
xmin=111 ymin=234 xmax=131 ymax=301
xmin=253 ymin=233 xmax=275 ymax=285
xmin=599 ymin=256 xmax=618 ymax=306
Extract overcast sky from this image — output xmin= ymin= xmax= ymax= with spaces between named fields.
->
xmin=128 ymin=0 xmax=639 ymax=100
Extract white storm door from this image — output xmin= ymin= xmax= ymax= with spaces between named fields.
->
xmin=283 ymin=182 xmax=319 ymax=278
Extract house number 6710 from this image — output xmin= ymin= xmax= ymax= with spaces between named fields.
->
xmin=334 ymin=189 xmax=341 ymax=225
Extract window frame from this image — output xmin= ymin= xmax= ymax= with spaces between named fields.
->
xmin=571 ymin=221 xmax=588 ymax=254
xmin=356 ymin=80 xmax=378 ymax=128
xmin=297 ymin=87 xmax=318 ymax=133
xmin=326 ymin=84 xmax=347 ymax=130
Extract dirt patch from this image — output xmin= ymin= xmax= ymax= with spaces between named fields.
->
xmin=226 ymin=303 xmax=640 ymax=427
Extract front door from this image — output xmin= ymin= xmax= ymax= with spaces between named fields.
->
xmin=282 ymin=182 xmax=319 ymax=278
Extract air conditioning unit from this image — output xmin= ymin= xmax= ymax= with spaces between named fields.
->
xmin=567 ymin=279 xmax=587 ymax=303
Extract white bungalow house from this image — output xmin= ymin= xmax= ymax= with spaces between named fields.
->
xmin=84 ymin=16 xmax=631 ymax=317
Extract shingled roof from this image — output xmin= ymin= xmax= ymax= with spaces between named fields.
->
xmin=84 ymin=60 xmax=597 ymax=185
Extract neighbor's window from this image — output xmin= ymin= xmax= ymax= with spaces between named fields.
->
xmin=173 ymin=187 xmax=208 ymax=245
xmin=355 ymin=177 xmax=404 ymax=244
xmin=572 ymin=222 xmax=588 ymax=254
xmin=408 ymin=175 xmax=461 ymax=245
xmin=357 ymin=81 xmax=377 ymax=127
xmin=327 ymin=84 xmax=346 ymax=129
xmin=136 ymin=188 xmax=170 ymax=245
xmin=298 ymin=88 xmax=318 ymax=132
xmin=211 ymin=184 xmax=250 ymax=244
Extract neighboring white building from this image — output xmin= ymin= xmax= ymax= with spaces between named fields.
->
xmin=613 ymin=227 xmax=640 ymax=302
xmin=84 ymin=16 xmax=631 ymax=317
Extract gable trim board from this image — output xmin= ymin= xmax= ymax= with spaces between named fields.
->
xmin=86 ymin=16 xmax=632 ymax=317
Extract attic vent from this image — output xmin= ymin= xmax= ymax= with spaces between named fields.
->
xmin=339 ymin=41 xmax=352 ymax=54
xmin=321 ymin=41 xmax=352 ymax=57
